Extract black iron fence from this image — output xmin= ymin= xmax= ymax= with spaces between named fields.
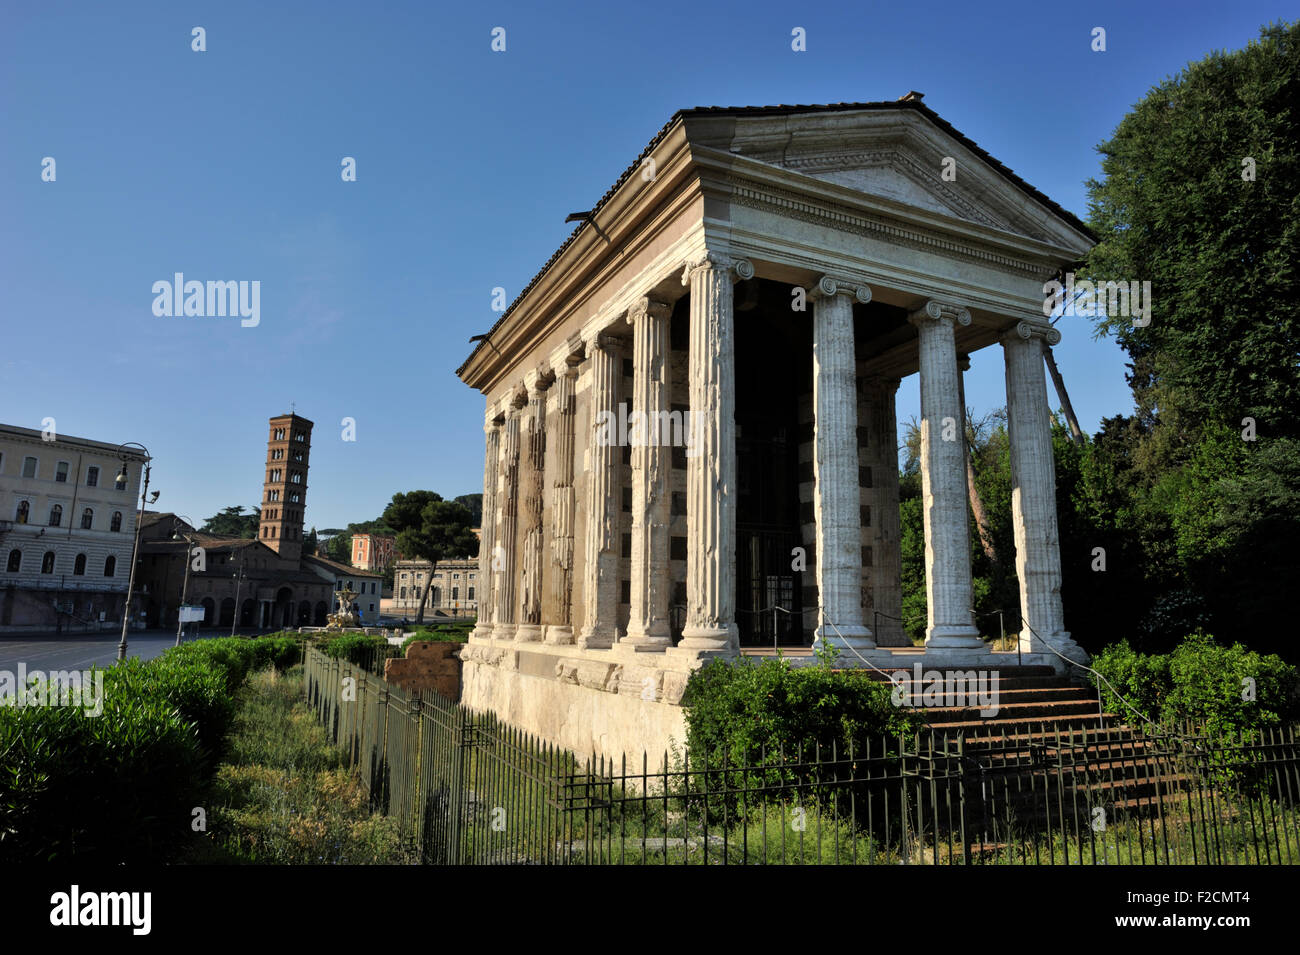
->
xmin=303 ymin=648 xmax=1300 ymax=865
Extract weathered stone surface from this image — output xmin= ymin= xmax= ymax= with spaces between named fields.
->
xmin=544 ymin=361 xmax=579 ymax=643
xmin=517 ymin=380 xmax=548 ymax=641
xmin=472 ymin=422 xmax=500 ymax=641
xmin=861 ymin=376 xmax=907 ymax=645
xmin=385 ymin=641 xmax=463 ymax=700
xmin=492 ymin=406 xmax=521 ymax=641
xmin=1003 ymin=323 xmax=1086 ymax=666
xmin=578 ymin=334 xmax=621 ymax=649
xmin=623 ymin=298 xmax=674 ymax=649
xmin=810 ymin=277 xmax=874 ymax=654
xmin=910 ymin=301 xmax=982 ymax=648
xmin=673 ymin=252 xmax=741 ymax=657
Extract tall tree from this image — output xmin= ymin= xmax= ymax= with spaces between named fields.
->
xmin=200 ymin=505 xmax=260 ymax=538
xmin=381 ymin=491 xmax=479 ymax=624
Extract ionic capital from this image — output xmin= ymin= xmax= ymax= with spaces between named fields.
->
xmin=810 ymin=275 xmax=872 ymax=304
xmin=680 ymin=251 xmax=754 ymax=286
xmin=1003 ymin=320 xmax=1062 ymax=346
xmin=909 ymin=300 xmax=972 ymax=328
xmin=626 ymin=296 xmax=673 ymax=326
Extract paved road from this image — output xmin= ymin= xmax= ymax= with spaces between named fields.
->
xmin=0 ymin=630 xmax=239 ymax=671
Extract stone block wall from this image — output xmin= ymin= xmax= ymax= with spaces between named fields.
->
xmin=384 ymin=641 xmax=463 ymax=699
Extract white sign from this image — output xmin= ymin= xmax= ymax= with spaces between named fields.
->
xmin=179 ymin=604 xmax=206 ymax=623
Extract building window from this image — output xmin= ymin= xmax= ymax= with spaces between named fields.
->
xmin=290 ymin=472 xmax=302 ymax=484
xmin=22 ymin=456 xmax=38 ymax=478
xmin=468 ymin=586 xmax=475 ymax=601
xmin=270 ymin=468 xmax=282 ymax=482
xmin=55 ymin=461 xmax=69 ymax=483
xmin=289 ymin=492 xmax=300 ymax=503
xmin=294 ymin=431 xmax=306 ymax=442
xmin=15 ymin=501 xmax=29 ymax=524
xmin=369 ymin=603 xmax=375 ymax=612
xmin=73 ymin=553 xmax=86 ymax=576
xmin=48 ymin=504 xmax=62 ymax=527
xmin=104 ymin=555 xmax=116 ymax=577
xmin=292 ymin=451 xmax=304 ymax=462
xmin=400 ymin=586 xmax=407 ymax=599
xmin=274 ymin=428 xmax=285 ymax=440
xmin=452 ymin=587 xmax=459 ymax=602
xmin=81 ymin=507 xmax=94 ymax=530
xmin=41 ymin=552 xmax=55 ymax=574
xmin=111 ymin=511 xmax=122 ymax=532
xmin=6 ymin=549 xmax=20 ymax=573
xmin=86 ymin=466 xmax=99 ymax=487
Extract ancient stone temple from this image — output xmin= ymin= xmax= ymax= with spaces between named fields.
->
xmin=456 ymin=97 xmax=1094 ymax=760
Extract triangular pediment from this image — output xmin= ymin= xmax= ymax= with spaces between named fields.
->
xmin=686 ymin=105 xmax=1088 ymax=249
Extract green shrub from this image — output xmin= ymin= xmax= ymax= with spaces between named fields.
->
xmin=0 ymin=633 xmax=299 ymax=862
xmin=322 ymin=633 xmax=387 ymax=665
xmin=400 ymin=629 xmax=469 ymax=653
xmin=0 ymin=679 xmax=205 ymax=862
xmin=1091 ymin=632 xmax=1300 ymax=735
xmin=681 ymin=656 xmax=923 ymax=769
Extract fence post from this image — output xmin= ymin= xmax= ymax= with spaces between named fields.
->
xmin=447 ymin=708 xmax=471 ymax=865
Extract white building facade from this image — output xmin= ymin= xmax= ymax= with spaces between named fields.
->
xmin=0 ymin=424 xmax=148 ymax=632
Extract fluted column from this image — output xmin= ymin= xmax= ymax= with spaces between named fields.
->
xmin=863 ymin=376 xmax=906 ymax=645
xmin=1003 ymin=322 xmax=1087 ymax=665
xmin=577 ymin=333 xmax=621 ymax=649
xmin=910 ymin=301 xmax=981 ymax=647
xmin=491 ymin=399 xmax=523 ymax=641
xmin=516 ymin=377 xmax=549 ymax=642
xmin=672 ymin=252 xmax=749 ymax=658
xmin=622 ymin=297 xmax=675 ymax=650
xmin=810 ymin=276 xmax=874 ymax=654
xmin=544 ymin=358 xmax=579 ymax=645
xmin=471 ymin=415 xmax=501 ymax=640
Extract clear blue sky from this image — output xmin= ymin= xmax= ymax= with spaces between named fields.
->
xmin=1 ymin=1 xmax=1290 ymax=530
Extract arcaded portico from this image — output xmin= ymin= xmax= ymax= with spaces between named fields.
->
xmin=456 ymin=97 xmax=1094 ymax=760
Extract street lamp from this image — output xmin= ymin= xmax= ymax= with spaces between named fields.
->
xmin=116 ymin=442 xmax=158 ymax=663
xmin=230 ymin=551 xmax=247 ymax=638
xmin=172 ymin=515 xmax=197 ymax=647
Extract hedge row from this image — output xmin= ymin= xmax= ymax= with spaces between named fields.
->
xmin=0 ymin=635 xmax=299 ymax=862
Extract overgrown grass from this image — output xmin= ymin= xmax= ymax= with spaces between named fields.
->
xmin=187 ymin=667 xmax=415 ymax=864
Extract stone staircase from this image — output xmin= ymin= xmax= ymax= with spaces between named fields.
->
xmin=868 ymin=665 xmax=1187 ymax=823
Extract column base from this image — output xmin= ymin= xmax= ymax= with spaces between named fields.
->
xmin=492 ymin=624 xmax=518 ymax=642
xmin=925 ymin=624 xmax=983 ymax=649
xmin=470 ymin=623 xmax=494 ymax=641
xmin=676 ymin=623 xmax=738 ymax=654
xmin=576 ymin=626 xmax=616 ymax=650
xmin=542 ymin=625 xmax=574 ymax=645
xmin=812 ymin=625 xmax=876 ymax=657
xmin=620 ymin=624 xmax=672 ymax=651
xmin=1021 ymin=630 xmax=1089 ymax=672
xmin=515 ymin=623 xmax=543 ymax=643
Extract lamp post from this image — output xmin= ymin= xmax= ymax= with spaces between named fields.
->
xmin=172 ymin=515 xmax=197 ymax=647
xmin=230 ymin=552 xmax=247 ymax=638
xmin=116 ymin=443 xmax=158 ymax=663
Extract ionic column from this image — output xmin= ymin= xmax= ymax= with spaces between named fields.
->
xmin=622 ymin=297 xmax=675 ymax=651
xmin=672 ymin=252 xmax=749 ymax=658
xmin=810 ymin=276 xmax=874 ymax=654
xmin=516 ymin=376 xmax=550 ymax=642
xmin=1003 ymin=322 xmax=1087 ymax=665
xmin=577 ymin=333 xmax=621 ymax=649
xmin=909 ymin=301 xmax=982 ymax=647
xmin=471 ymin=415 xmax=501 ymax=640
xmin=863 ymin=376 xmax=906 ymax=646
xmin=492 ymin=398 xmax=523 ymax=641
xmin=544 ymin=357 xmax=580 ymax=645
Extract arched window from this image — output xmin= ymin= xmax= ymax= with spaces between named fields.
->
xmin=41 ymin=552 xmax=55 ymax=574
xmin=73 ymin=553 xmax=86 ymax=576
xmin=15 ymin=501 xmax=29 ymax=524
xmin=103 ymin=555 xmax=116 ymax=577
xmin=48 ymin=504 xmax=62 ymax=527
xmin=81 ymin=508 xmax=94 ymax=530
xmin=6 ymin=549 xmax=20 ymax=573
xmin=111 ymin=511 xmax=122 ymax=532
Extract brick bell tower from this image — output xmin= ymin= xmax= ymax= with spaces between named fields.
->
xmin=258 ymin=412 xmax=313 ymax=564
